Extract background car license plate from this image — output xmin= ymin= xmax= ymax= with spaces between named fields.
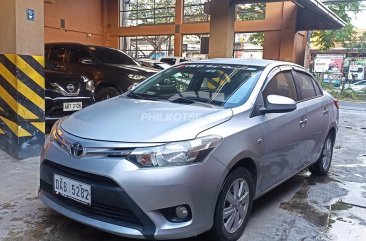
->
xmin=63 ymin=102 xmax=82 ymax=112
xmin=54 ymin=174 xmax=91 ymax=205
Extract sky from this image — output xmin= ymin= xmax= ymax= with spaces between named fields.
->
xmin=351 ymin=10 xmax=366 ymax=30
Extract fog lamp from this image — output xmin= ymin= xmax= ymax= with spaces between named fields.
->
xmin=176 ymin=206 xmax=188 ymax=219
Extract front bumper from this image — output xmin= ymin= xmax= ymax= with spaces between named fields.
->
xmin=39 ymin=133 xmax=227 ymax=240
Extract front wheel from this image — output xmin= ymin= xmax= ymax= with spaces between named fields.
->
xmin=95 ymin=87 xmax=120 ymax=102
xmin=208 ymin=167 xmax=254 ymax=241
xmin=309 ymin=133 xmax=334 ymax=176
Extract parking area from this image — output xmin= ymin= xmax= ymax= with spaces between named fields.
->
xmin=0 ymin=106 xmax=365 ymax=241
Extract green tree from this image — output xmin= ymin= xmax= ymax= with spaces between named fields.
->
xmin=237 ymin=4 xmax=265 ymax=47
xmin=311 ymin=2 xmax=363 ymax=50
xmin=236 ymin=3 xmax=265 ymax=21
xmin=345 ymin=31 xmax=366 ymax=54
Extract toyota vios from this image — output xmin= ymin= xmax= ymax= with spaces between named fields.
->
xmin=40 ymin=59 xmax=339 ymax=241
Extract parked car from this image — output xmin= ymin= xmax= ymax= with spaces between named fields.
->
xmin=158 ymin=56 xmax=193 ymax=65
xmin=345 ymin=80 xmax=366 ymax=92
xmin=45 ymin=69 xmax=94 ymax=126
xmin=45 ymin=43 xmax=158 ymax=101
xmin=40 ymin=59 xmax=339 ymax=241
xmin=137 ymin=58 xmax=171 ymax=70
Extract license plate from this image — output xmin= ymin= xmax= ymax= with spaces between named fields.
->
xmin=63 ymin=102 xmax=82 ymax=112
xmin=53 ymin=174 xmax=91 ymax=205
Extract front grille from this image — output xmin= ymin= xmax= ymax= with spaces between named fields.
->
xmin=57 ymin=82 xmax=81 ymax=95
xmin=40 ymin=160 xmax=142 ymax=230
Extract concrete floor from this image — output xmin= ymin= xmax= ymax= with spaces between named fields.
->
xmin=0 ymin=107 xmax=365 ymax=241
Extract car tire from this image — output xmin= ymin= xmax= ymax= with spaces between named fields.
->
xmin=95 ymin=87 xmax=120 ymax=101
xmin=208 ymin=167 xmax=254 ymax=241
xmin=309 ymin=133 xmax=335 ymax=176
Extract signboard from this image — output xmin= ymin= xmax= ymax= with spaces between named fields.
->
xmin=26 ymin=9 xmax=35 ymax=21
xmin=314 ymin=54 xmax=344 ymax=73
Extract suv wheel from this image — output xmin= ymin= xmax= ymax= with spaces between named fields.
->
xmin=96 ymin=87 xmax=120 ymax=101
xmin=209 ymin=167 xmax=254 ymax=241
xmin=309 ymin=133 xmax=334 ymax=176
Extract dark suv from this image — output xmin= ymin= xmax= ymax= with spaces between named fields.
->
xmin=45 ymin=43 xmax=158 ymax=101
xmin=45 ymin=69 xmax=94 ymax=126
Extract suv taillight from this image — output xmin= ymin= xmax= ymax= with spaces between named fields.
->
xmin=334 ymin=99 xmax=339 ymax=109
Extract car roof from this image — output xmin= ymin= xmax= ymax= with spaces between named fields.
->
xmin=186 ymin=58 xmax=299 ymax=68
xmin=45 ymin=42 xmax=119 ymax=51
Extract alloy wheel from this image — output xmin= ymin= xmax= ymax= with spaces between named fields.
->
xmin=322 ymin=137 xmax=333 ymax=170
xmin=223 ymin=178 xmax=250 ymax=234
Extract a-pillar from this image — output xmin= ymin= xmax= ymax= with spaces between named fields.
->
xmin=263 ymin=2 xmax=304 ymax=64
xmin=208 ymin=0 xmax=236 ymax=58
xmin=0 ymin=0 xmax=45 ymax=159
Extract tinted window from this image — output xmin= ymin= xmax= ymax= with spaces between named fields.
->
xmin=130 ymin=64 xmax=263 ymax=108
xmin=262 ymin=71 xmax=297 ymax=101
xmin=160 ymin=58 xmax=176 ymax=65
xmin=294 ymin=72 xmax=317 ymax=101
xmin=69 ymin=47 xmax=92 ymax=64
xmin=311 ymin=78 xmax=323 ymax=96
xmin=89 ymin=46 xmax=138 ymax=65
xmin=48 ymin=47 xmax=67 ymax=63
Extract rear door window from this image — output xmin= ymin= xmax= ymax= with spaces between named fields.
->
xmin=311 ymin=78 xmax=323 ymax=96
xmin=294 ymin=72 xmax=318 ymax=101
xmin=69 ymin=47 xmax=92 ymax=64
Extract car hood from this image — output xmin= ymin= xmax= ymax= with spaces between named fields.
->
xmin=60 ymin=96 xmax=232 ymax=143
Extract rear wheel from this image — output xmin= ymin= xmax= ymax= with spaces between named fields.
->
xmin=208 ymin=167 xmax=254 ymax=241
xmin=95 ymin=87 xmax=120 ymax=101
xmin=309 ymin=133 xmax=334 ymax=176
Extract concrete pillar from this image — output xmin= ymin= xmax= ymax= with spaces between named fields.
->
xmin=174 ymin=0 xmax=184 ymax=57
xmin=263 ymin=2 xmax=305 ymax=65
xmin=104 ymin=0 xmax=119 ymax=48
xmin=208 ymin=0 xmax=235 ymax=58
xmin=0 ymin=0 xmax=45 ymax=159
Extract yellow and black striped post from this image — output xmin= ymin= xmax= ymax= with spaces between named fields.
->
xmin=0 ymin=54 xmax=45 ymax=159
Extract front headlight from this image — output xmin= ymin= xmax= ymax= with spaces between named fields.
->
xmin=127 ymin=136 xmax=222 ymax=167
xmin=81 ymin=76 xmax=95 ymax=92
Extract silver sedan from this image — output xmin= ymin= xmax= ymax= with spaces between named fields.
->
xmin=40 ymin=59 xmax=339 ymax=241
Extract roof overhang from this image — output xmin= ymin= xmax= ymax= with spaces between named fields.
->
xmin=233 ymin=0 xmax=346 ymax=31
xmin=295 ymin=0 xmax=346 ymax=30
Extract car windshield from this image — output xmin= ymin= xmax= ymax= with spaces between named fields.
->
xmin=350 ymin=67 xmax=363 ymax=73
xmin=89 ymin=46 xmax=139 ymax=65
xmin=129 ymin=64 xmax=264 ymax=108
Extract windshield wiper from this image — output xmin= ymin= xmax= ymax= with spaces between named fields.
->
xmin=168 ymin=96 xmax=217 ymax=108
xmin=128 ymin=93 xmax=167 ymax=101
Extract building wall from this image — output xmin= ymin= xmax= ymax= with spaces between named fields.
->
xmin=44 ymin=0 xmax=105 ymax=45
xmin=44 ymin=0 xmax=307 ymax=65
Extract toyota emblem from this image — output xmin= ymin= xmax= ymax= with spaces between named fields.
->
xmin=67 ymin=84 xmax=75 ymax=92
xmin=70 ymin=143 xmax=83 ymax=158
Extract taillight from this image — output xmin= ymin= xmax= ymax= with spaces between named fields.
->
xmin=333 ymin=99 xmax=339 ymax=109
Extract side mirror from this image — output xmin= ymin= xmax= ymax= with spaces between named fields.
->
xmin=260 ymin=95 xmax=296 ymax=114
xmin=80 ymin=58 xmax=94 ymax=65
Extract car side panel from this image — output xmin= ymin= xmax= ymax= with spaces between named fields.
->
xmin=303 ymin=96 xmax=331 ymax=165
xmin=258 ymin=104 xmax=307 ymax=191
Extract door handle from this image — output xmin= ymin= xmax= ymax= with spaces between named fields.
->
xmin=323 ymin=109 xmax=329 ymax=115
xmin=299 ymin=119 xmax=308 ymax=127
